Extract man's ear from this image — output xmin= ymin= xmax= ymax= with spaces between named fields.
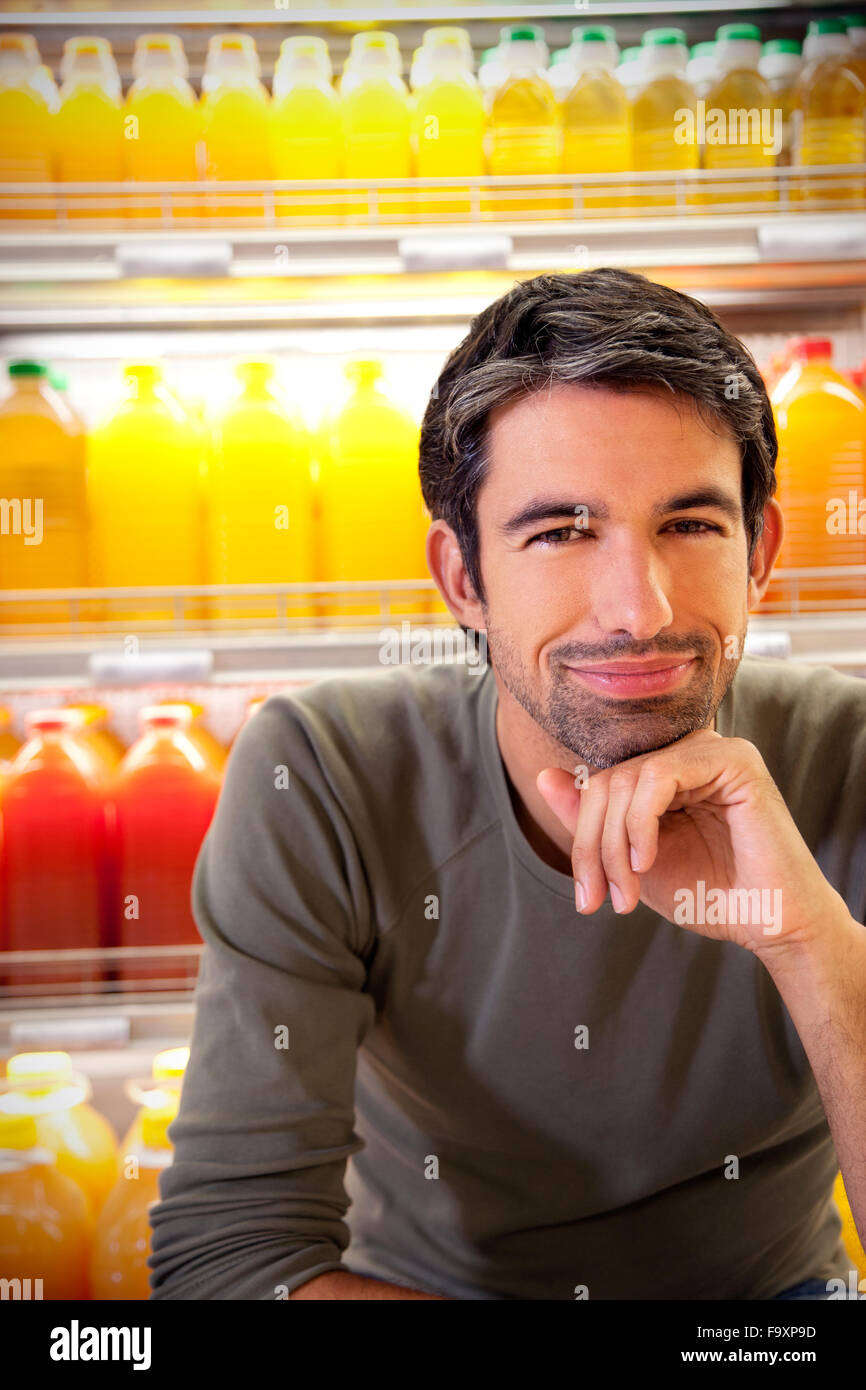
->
xmin=426 ymin=520 xmax=486 ymax=631
xmin=747 ymin=500 xmax=784 ymax=609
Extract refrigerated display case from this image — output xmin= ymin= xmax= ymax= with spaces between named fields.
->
xmin=1 ymin=0 xmax=865 ymax=1300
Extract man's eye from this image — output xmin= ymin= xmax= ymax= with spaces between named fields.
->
xmin=530 ymin=526 xmax=587 ymax=547
xmin=667 ymin=520 xmax=722 ymax=535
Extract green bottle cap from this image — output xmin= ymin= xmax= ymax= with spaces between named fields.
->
xmin=619 ymin=47 xmax=643 ymax=63
xmin=8 ymin=360 xmax=48 ymax=376
xmin=840 ymin=14 xmax=866 ymax=26
xmin=550 ymin=49 xmax=572 ymax=65
xmin=501 ymin=25 xmax=543 ymax=44
xmin=642 ymin=27 xmax=688 ymax=46
xmin=762 ymin=39 xmax=802 ymax=56
xmin=572 ymin=24 xmax=615 ymax=43
xmin=715 ymin=23 xmax=762 ymax=43
xmin=690 ymin=42 xmax=717 ymax=59
xmin=479 ymin=48 xmax=499 ymax=65
xmin=806 ymin=18 xmax=848 ymax=35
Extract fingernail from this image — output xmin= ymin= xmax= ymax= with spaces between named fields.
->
xmin=630 ymin=846 xmax=640 ymax=871
xmin=575 ymin=882 xmax=585 ymax=912
xmin=610 ymin=884 xmax=625 ymax=913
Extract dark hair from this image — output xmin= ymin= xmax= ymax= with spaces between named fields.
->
xmin=419 ymin=268 xmax=777 ymax=607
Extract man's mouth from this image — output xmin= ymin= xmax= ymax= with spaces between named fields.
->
xmin=564 ymin=657 xmax=697 ymax=697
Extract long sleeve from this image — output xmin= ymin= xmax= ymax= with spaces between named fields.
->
xmin=148 ymin=693 xmax=377 ymax=1299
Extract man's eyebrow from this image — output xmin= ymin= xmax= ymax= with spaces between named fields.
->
xmin=499 ymin=487 xmax=743 ymax=535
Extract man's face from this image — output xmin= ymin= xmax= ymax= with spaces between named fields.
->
xmin=475 ymin=382 xmax=751 ymax=769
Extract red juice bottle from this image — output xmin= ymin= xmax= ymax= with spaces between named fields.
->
xmin=0 ymin=708 xmax=110 ymax=992
xmin=112 ymin=705 xmax=221 ymax=986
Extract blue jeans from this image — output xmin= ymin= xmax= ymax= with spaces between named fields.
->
xmin=772 ymin=1277 xmax=832 ymax=1300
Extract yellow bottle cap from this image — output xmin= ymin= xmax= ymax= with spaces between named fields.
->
xmin=7 ymin=1050 xmax=73 ymax=1085
xmin=152 ymin=1047 xmax=189 ymax=1081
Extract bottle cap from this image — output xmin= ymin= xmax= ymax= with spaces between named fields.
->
xmin=8 ymin=360 xmax=48 ymax=376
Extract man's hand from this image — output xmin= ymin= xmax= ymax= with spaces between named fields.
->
xmin=536 ymin=729 xmax=848 ymax=953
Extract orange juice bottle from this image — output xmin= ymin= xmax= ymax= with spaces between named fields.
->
xmin=56 ymin=36 xmax=125 ymax=221
xmin=561 ymin=27 xmax=629 ymax=214
xmin=0 ymin=1112 xmax=92 ymax=1299
xmin=0 ymin=359 xmax=88 ymax=627
xmin=485 ymin=25 xmax=562 ymax=218
xmin=411 ymin=30 xmax=485 ymax=217
xmin=316 ymin=357 xmax=426 ymax=619
xmin=0 ymin=706 xmax=21 ymax=763
xmin=792 ymin=19 xmax=866 ymax=204
xmin=118 ymin=1047 xmax=188 ymax=1169
xmin=201 ymin=33 xmax=272 ymax=222
xmin=703 ymin=24 xmax=777 ymax=207
xmin=631 ymin=29 xmax=698 ymax=210
xmin=771 ymin=337 xmax=866 ymax=606
xmin=207 ymin=359 xmax=315 ymax=623
xmin=151 ymin=701 xmax=226 ymax=771
xmin=0 ymin=31 xmax=57 ymax=222
xmin=125 ymin=33 xmax=201 ymax=223
xmin=4 ymin=1051 xmax=118 ymax=1219
xmin=87 ymin=362 xmax=204 ymax=624
xmin=340 ymin=31 xmax=412 ymax=220
xmin=62 ymin=701 xmax=126 ymax=771
xmin=90 ymin=1104 xmax=175 ymax=1299
xmin=271 ymin=35 xmax=343 ymax=220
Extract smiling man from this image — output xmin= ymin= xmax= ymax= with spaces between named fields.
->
xmin=149 ymin=269 xmax=866 ymax=1302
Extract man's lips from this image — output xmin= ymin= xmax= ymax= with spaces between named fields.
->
xmin=564 ymin=657 xmax=697 ymax=696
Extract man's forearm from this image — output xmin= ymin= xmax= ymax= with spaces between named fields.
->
xmin=290 ymin=1271 xmax=449 ymax=1300
xmin=755 ymin=906 xmax=866 ymax=1254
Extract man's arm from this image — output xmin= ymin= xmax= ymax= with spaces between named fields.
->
xmin=291 ymin=1272 xmax=448 ymax=1300
xmin=754 ymin=909 xmax=866 ymax=1258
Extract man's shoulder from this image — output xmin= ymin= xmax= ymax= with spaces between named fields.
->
xmin=729 ymin=654 xmax=866 ymax=730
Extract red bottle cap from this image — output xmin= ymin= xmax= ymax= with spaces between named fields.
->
xmin=788 ymin=337 xmax=833 ymax=362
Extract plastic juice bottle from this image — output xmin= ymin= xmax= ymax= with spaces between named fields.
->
xmin=206 ymin=359 xmax=315 ymax=623
xmin=687 ymin=42 xmax=718 ymax=100
xmin=62 ymin=702 xmax=126 ymax=771
xmin=702 ymin=24 xmax=777 ymax=207
xmin=3 ymin=1051 xmax=118 ymax=1219
xmin=485 ymin=25 xmax=562 ymax=218
xmin=87 ymin=362 xmax=204 ymax=624
xmin=631 ymin=30 xmax=699 ymax=210
xmin=771 ymin=337 xmax=866 ymax=606
xmin=478 ymin=47 xmax=506 ymax=109
xmin=0 ymin=360 xmax=88 ymax=627
xmin=125 ymin=33 xmax=201 ymax=224
xmin=411 ymin=34 xmax=485 ymax=217
xmin=0 ymin=709 xmax=109 ymax=990
xmin=792 ymin=19 xmax=866 ymax=204
xmin=616 ymin=47 xmax=646 ymax=102
xmin=340 ymin=32 xmax=412 ymax=220
xmin=56 ymin=36 xmax=125 ymax=221
xmin=201 ymin=33 xmax=272 ymax=222
xmin=271 ymin=36 xmax=344 ymax=220
xmin=0 ymin=31 xmax=57 ymax=222
xmin=90 ymin=1103 xmax=175 ymax=1300
xmin=834 ymin=1171 xmax=866 ymax=1280
xmin=112 ymin=705 xmax=221 ymax=987
xmin=759 ymin=40 xmax=803 ymax=183
xmin=840 ymin=14 xmax=866 ymax=84
xmin=151 ymin=701 xmax=226 ymax=771
xmin=118 ymin=1047 xmax=188 ymax=1169
xmin=561 ymin=27 xmax=630 ymax=214
xmin=0 ymin=1112 xmax=92 ymax=1299
xmin=316 ymin=357 xmax=426 ymax=619
xmin=548 ymin=49 xmax=577 ymax=108
xmin=0 ymin=706 xmax=21 ymax=763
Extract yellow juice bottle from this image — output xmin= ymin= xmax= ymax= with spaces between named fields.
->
xmin=3 ymin=1051 xmax=118 ymax=1220
xmin=561 ymin=26 xmax=629 ymax=215
xmin=316 ymin=357 xmax=426 ymax=620
xmin=90 ymin=1104 xmax=175 ymax=1300
xmin=771 ymin=337 xmax=866 ymax=607
xmin=792 ymin=19 xmax=866 ymax=204
xmin=759 ymin=39 xmax=803 ymax=197
xmin=0 ymin=359 xmax=88 ymax=628
xmin=55 ymin=36 xmax=125 ymax=222
xmin=271 ymin=35 xmax=344 ymax=221
xmin=840 ymin=14 xmax=866 ymax=84
xmin=411 ymin=33 xmax=485 ymax=218
xmin=125 ymin=33 xmax=201 ymax=224
xmin=207 ymin=359 xmax=316 ymax=623
xmin=340 ymin=31 xmax=413 ymax=221
xmin=0 ymin=1112 xmax=93 ymax=1299
xmin=118 ymin=1047 xmax=188 ymax=1170
xmin=702 ymin=25 xmax=777 ymax=208
xmin=0 ymin=706 xmax=22 ymax=763
xmin=485 ymin=25 xmax=563 ymax=218
xmin=201 ymin=33 xmax=273 ymax=222
xmin=0 ymin=31 xmax=57 ymax=222
xmin=631 ymin=30 xmax=699 ymax=210
xmin=87 ymin=362 xmax=204 ymax=625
